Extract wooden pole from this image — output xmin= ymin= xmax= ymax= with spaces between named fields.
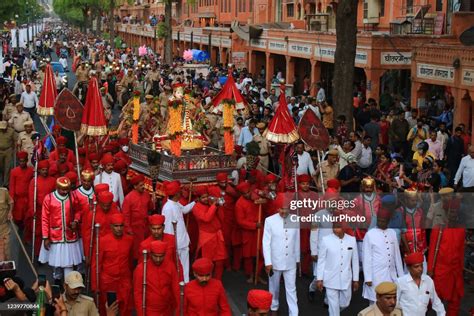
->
xmin=254 ymin=204 xmax=262 ymax=285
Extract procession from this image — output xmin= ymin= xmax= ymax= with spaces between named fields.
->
xmin=1 ymin=2 xmax=474 ymax=315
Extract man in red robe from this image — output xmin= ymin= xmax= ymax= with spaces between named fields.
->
xmin=427 ymin=188 xmax=465 ymax=316
xmin=184 ymin=258 xmax=232 ymax=315
xmin=49 ymin=147 xmax=75 ymax=177
xmin=48 ymin=136 xmax=76 ymax=165
xmin=139 ymin=214 xmax=178 ymax=267
xmin=192 ymin=186 xmax=228 ymax=280
xmin=115 ymin=138 xmax=132 ymax=165
xmin=235 ymin=181 xmax=267 ymax=284
xmin=82 ymin=190 xmax=120 ymax=265
xmin=26 ymin=160 xmax=56 ymax=257
xmin=122 ymin=174 xmax=154 ymax=260
xmin=114 ymin=160 xmax=130 ymax=195
xmin=211 ymin=172 xmax=240 ymax=271
xmin=133 ymin=240 xmax=180 ymax=316
xmin=9 ymin=151 xmax=34 ymax=228
xmin=92 ymin=213 xmax=133 ymax=316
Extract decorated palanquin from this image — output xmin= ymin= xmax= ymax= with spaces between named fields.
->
xmin=128 ymin=82 xmax=237 ymax=186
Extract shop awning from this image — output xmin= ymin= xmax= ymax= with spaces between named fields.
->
xmin=231 ymin=21 xmax=263 ymax=42
xmin=198 ymin=12 xmax=216 ymax=18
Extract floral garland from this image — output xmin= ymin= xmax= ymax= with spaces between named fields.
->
xmin=131 ymin=94 xmax=140 ymax=144
xmin=167 ymin=101 xmax=183 ymax=156
xmin=222 ymin=99 xmax=235 ymax=155
xmin=168 ymin=98 xmax=184 ymax=109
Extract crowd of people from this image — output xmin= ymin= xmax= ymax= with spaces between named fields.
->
xmin=0 ymin=22 xmax=472 ymax=316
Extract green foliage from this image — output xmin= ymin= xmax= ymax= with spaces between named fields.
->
xmin=0 ymin=0 xmax=45 ymax=25
xmin=156 ymin=21 xmax=167 ymax=39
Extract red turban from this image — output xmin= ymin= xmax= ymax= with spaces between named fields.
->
xmin=164 ymin=180 xmax=181 ymax=196
xmin=101 ymin=153 xmax=114 ymax=165
xmin=297 ymin=174 xmax=311 ymax=183
xmin=194 ymin=185 xmax=208 ymax=197
xmin=323 ymin=188 xmax=339 ymax=201
xmin=98 ymin=191 xmax=114 ymax=204
xmin=327 ymin=179 xmax=341 ymax=190
xmin=16 ymin=151 xmax=28 ymax=160
xmin=192 ymin=258 xmax=213 ymax=275
xmin=216 ymin=172 xmax=228 ymax=182
xmin=265 ymin=174 xmax=278 ymax=183
xmin=150 ymin=240 xmax=167 ymax=254
xmin=58 ymin=147 xmax=68 ymax=155
xmin=38 ymin=160 xmax=49 ymax=169
xmin=207 ymin=186 xmax=221 ymax=198
xmin=56 ymin=136 xmax=67 ymax=145
xmin=404 ymin=252 xmax=424 ymax=265
xmin=114 ymin=160 xmax=127 ymax=172
xmin=273 ymin=193 xmax=286 ymax=210
xmin=236 ymin=182 xmax=251 ymax=194
xmin=94 ymin=183 xmax=109 ymax=194
xmin=109 ymin=141 xmax=120 ymax=149
xmin=118 ymin=138 xmax=129 ymax=146
xmin=52 ymin=125 xmax=61 ymax=132
xmin=377 ymin=207 xmax=392 ymax=220
xmin=110 ymin=213 xmax=124 ymax=224
xmin=247 ymin=289 xmax=273 ymax=310
xmin=130 ymin=174 xmax=145 ymax=186
xmin=78 ymin=148 xmax=86 ymax=156
xmin=65 ymin=171 xmax=78 ymax=185
xmin=148 ymin=214 xmax=165 ymax=226
xmin=89 ymin=153 xmax=100 ymax=161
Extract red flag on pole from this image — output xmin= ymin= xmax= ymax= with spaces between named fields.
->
xmin=266 ymin=84 xmax=299 ymax=144
xmin=37 ymin=63 xmax=57 ymax=116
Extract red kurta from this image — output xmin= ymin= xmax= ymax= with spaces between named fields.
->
xmin=353 ymin=194 xmax=381 ymax=241
xmin=25 ymin=175 xmax=56 ymax=256
xmin=41 ymin=191 xmax=81 ymax=242
xmin=133 ymin=258 xmax=180 ymax=316
xmin=192 ymin=202 xmax=227 ymax=261
xmin=81 ymin=204 xmax=120 ymax=259
xmin=427 ymin=227 xmax=465 ymax=315
xmin=401 ymin=208 xmax=427 ymax=254
xmin=235 ymin=196 xmax=262 ymax=258
xmin=210 ymin=185 xmax=239 ymax=247
xmin=122 ymin=189 xmax=153 ymax=259
xmin=184 ymin=279 xmax=232 ymax=316
xmin=9 ymin=166 xmax=34 ymax=222
xmin=91 ymin=232 xmax=134 ymax=316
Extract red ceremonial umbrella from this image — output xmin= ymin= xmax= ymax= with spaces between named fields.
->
xmin=80 ymin=77 xmax=107 ymax=136
xmin=211 ymin=72 xmax=247 ymax=113
xmin=266 ymin=84 xmax=299 ymax=143
xmin=37 ymin=63 xmax=57 ymax=116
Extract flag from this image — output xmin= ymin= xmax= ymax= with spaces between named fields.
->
xmin=44 ymin=118 xmax=55 ymax=152
xmin=298 ymin=108 xmax=330 ymax=150
xmin=31 ymin=134 xmax=45 ymax=166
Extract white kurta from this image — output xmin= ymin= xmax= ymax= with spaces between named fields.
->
xmin=94 ymin=171 xmax=124 ymax=207
xmin=262 ymin=213 xmax=300 ymax=316
xmin=317 ymin=233 xmax=359 ymax=290
xmin=396 ymin=273 xmax=446 ymax=316
xmin=362 ymin=228 xmax=404 ymax=302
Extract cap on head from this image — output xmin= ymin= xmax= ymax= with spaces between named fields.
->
xmin=65 ymin=271 xmax=85 ymax=289
xmin=247 ymin=289 xmax=273 ymax=310
xmin=150 ymin=240 xmax=167 ymax=254
xmin=375 ymin=282 xmax=397 ymax=295
xmin=148 ymin=214 xmax=165 ymax=226
xmin=192 ymin=258 xmax=214 ymax=275
xmin=56 ymin=177 xmax=71 ymax=190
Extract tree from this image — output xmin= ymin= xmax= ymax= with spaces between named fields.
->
xmin=332 ymin=0 xmax=358 ymax=128
xmin=163 ymin=0 xmax=173 ymax=64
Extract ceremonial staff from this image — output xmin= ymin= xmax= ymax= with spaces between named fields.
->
xmin=142 ymin=249 xmax=148 ymax=316
xmin=171 ymin=221 xmax=181 ymax=276
xmin=254 ymin=202 xmax=263 ymax=285
xmin=31 ymin=135 xmax=40 ymax=262
xmin=179 ymin=281 xmax=185 ymax=316
xmin=186 ymin=177 xmax=197 ymax=227
xmin=431 ymin=225 xmax=445 ymax=276
xmin=9 ymin=220 xmax=37 ymax=278
xmin=86 ymin=200 xmax=97 ymax=293
xmin=95 ymin=223 xmax=100 ymax=306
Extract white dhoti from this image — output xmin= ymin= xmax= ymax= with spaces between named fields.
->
xmin=326 ymin=287 xmax=352 ymax=316
xmin=269 ymin=268 xmax=298 ymax=316
xmin=39 ymin=240 xmax=83 ymax=267
xmin=178 ymin=247 xmax=189 ymax=283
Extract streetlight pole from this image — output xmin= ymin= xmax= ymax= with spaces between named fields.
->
xmin=15 ymin=14 xmax=19 ymax=50
xmin=26 ymin=1 xmax=30 ymax=45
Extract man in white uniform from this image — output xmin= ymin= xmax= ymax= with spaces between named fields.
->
xmin=308 ymin=189 xmax=338 ymax=299
xmin=316 ymin=220 xmax=359 ymax=316
xmin=362 ymin=208 xmax=404 ymax=304
xmin=161 ymin=180 xmax=196 ymax=283
xmin=262 ymin=193 xmax=299 ymax=315
xmin=94 ymin=153 xmax=124 ymax=207
xmin=397 ymin=252 xmax=445 ymax=315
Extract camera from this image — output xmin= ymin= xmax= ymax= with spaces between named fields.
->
xmin=209 ymin=196 xmax=225 ymax=206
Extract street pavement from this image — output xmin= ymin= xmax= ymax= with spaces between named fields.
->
xmin=9 ymin=54 xmax=474 ymax=315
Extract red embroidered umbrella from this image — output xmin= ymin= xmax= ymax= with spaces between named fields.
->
xmin=211 ymin=71 xmax=247 ymax=113
xmin=80 ymin=77 xmax=107 ymax=136
xmin=266 ymin=84 xmax=299 ymax=143
xmin=37 ymin=63 xmax=57 ymax=116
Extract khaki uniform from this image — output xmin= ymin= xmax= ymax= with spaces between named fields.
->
xmin=63 ymin=293 xmax=99 ymax=316
xmin=159 ymin=92 xmax=170 ymax=119
xmin=17 ymin=131 xmax=35 ymax=164
xmin=253 ymin=132 xmax=270 ymax=172
xmin=145 ymin=70 xmax=160 ymax=94
xmin=316 ymin=160 xmax=339 ymax=191
xmin=0 ymin=188 xmax=12 ymax=260
xmin=118 ymin=74 xmax=135 ymax=106
xmin=358 ymin=304 xmax=403 ymax=316
xmin=426 ymin=201 xmax=448 ymax=227
xmin=2 ymin=103 xmax=17 ymax=121
xmin=0 ymin=128 xmax=15 ymax=186
xmin=75 ymin=67 xmax=89 ymax=83
xmin=8 ymin=111 xmax=32 ymax=134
